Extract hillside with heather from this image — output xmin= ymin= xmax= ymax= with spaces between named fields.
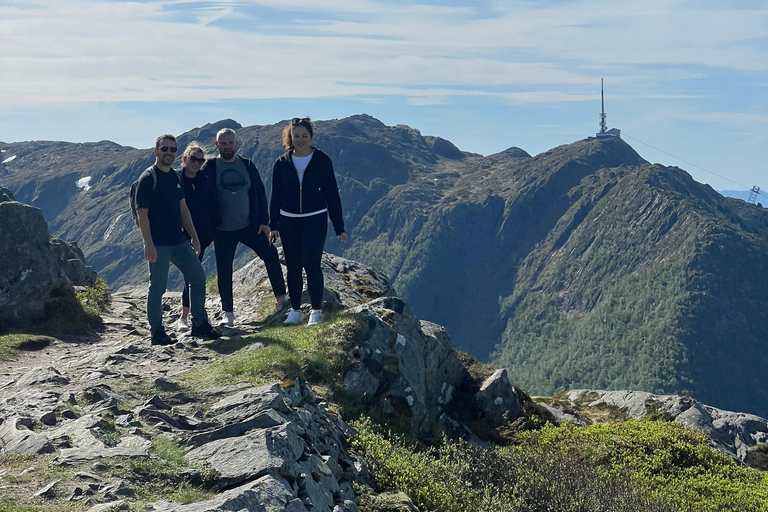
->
xmin=3 ymin=115 xmax=768 ymax=418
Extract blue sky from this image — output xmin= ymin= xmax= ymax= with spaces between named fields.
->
xmin=1 ymin=0 xmax=766 ymax=194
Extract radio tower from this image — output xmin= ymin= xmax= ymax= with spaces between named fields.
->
xmin=596 ymin=79 xmax=620 ymax=139
xmin=599 ymin=78 xmax=608 ymax=135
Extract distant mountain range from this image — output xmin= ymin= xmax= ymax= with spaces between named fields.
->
xmin=3 ymin=115 xmax=768 ymax=417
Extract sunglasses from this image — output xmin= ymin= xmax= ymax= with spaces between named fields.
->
xmin=159 ymin=146 xmax=177 ymax=153
xmin=187 ymin=156 xmax=205 ymax=164
xmin=291 ymin=117 xmax=310 ymax=126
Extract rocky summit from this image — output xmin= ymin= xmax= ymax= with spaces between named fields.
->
xmin=2 ymin=194 xmax=768 ymax=510
xmin=3 ymin=115 xmax=768 ymax=419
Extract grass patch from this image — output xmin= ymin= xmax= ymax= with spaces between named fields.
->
xmin=0 ymin=499 xmax=38 ymax=512
xmin=119 ymin=437 xmax=216 ymax=507
xmin=0 ymin=279 xmax=112 ymax=361
xmin=181 ymin=311 xmax=367 ymax=396
xmin=206 ymin=275 xmax=218 ymax=295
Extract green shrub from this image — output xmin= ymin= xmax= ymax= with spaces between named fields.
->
xmin=351 ymin=417 xmax=674 ymax=512
xmin=76 ymin=276 xmax=111 ymax=317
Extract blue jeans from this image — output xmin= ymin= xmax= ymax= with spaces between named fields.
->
xmin=148 ymin=242 xmax=208 ymax=332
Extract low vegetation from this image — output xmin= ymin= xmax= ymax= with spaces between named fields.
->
xmin=353 ymin=417 xmax=768 ymax=512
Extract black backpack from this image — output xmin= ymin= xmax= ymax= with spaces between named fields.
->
xmin=129 ymin=167 xmax=182 ymax=228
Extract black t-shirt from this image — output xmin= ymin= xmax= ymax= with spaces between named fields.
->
xmin=136 ymin=166 xmax=186 ymax=246
xmin=181 ymin=171 xmax=215 ymax=247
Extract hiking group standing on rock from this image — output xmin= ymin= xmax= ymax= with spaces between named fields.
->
xmin=134 ymin=119 xmax=346 ymax=345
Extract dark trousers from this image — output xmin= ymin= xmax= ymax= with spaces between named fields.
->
xmin=213 ymin=226 xmax=286 ymax=312
xmin=279 ymin=213 xmax=327 ymax=310
xmin=181 ymin=243 xmax=210 ymax=309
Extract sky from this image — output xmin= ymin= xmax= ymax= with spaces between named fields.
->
xmin=1 ymin=0 xmax=767 ymax=195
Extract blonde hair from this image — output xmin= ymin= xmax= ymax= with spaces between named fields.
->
xmin=183 ymin=141 xmax=205 ymax=159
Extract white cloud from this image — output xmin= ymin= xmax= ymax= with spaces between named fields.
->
xmin=1 ymin=0 xmax=766 ymax=109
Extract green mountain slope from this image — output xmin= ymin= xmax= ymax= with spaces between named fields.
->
xmin=4 ymin=117 xmax=768 ymax=416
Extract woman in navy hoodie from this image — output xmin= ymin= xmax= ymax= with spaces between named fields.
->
xmin=176 ymin=142 xmax=218 ymax=331
xmin=269 ymin=117 xmax=346 ymax=326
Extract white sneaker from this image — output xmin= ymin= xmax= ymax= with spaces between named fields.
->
xmin=175 ymin=318 xmax=190 ymax=331
xmin=307 ymin=309 xmax=322 ymax=326
xmin=284 ymin=308 xmax=302 ymax=325
xmin=218 ymin=312 xmax=235 ymax=327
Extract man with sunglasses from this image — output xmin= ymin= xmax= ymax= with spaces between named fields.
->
xmin=135 ymin=134 xmax=221 ymax=345
xmin=201 ymin=128 xmax=286 ymax=327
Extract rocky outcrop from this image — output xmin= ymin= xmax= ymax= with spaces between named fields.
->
xmin=0 ymin=195 xmax=97 ymax=323
xmin=0 ymin=252 xmax=529 ymax=511
xmin=566 ymin=389 xmax=768 ymax=463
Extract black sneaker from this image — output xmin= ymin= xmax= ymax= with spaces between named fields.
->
xmin=151 ymin=326 xmax=174 ymax=346
xmin=191 ymin=322 xmax=222 ymax=340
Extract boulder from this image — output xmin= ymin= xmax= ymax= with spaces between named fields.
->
xmin=0 ymin=199 xmax=96 ymax=322
xmin=473 ymin=369 xmax=524 ymax=424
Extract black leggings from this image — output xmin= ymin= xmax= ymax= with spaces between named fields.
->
xmin=213 ymin=226 xmax=286 ymax=312
xmin=280 ymin=213 xmax=327 ymax=310
xmin=181 ymin=243 xmax=211 ymax=309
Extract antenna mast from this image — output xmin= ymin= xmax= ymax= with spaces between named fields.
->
xmin=599 ymin=78 xmax=607 ymax=134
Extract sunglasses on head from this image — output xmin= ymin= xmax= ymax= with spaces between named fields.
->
xmin=159 ymin=146 xmax=177 ymax=153
xmin=187 ymin=156 xmax=205 ymax=164
xmin=291 ymin=117 xmax=310 ymax=126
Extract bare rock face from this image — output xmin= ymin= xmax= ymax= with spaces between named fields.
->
xmin=566 ymin=389 xmax=768 ymax=463
xmin=0 ymin=197 xmax=96 ymax=323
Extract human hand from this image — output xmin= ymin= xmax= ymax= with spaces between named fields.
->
xmin=144 ymin=243 xmax=158 ymax=263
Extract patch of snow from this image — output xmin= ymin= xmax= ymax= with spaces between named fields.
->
xmin=76 ymin=176 xmax=92 ymax=191
xmin=103 ymin=213 xmax=125 ymax=241
xmin=20 ymin=269 xmax=32 ymax=282
xmin=406 ymin=395 xmax=414 ymax=407
xmin=396 ymin=334 xmax=406 ymax=346
xmin=1 ymin=155 xmax=17 ymax=164
xmin=494 ymin=397 xmax=504 ymax=406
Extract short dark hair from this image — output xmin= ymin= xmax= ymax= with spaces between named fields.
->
xmin=282 ymin=117 xmax=314 ymax=150
xmin=155 ymin=134 xmax=176 ymax=149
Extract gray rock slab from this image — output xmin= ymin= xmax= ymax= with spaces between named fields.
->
xmin=186 ymin=425 xmax=305 ymax=490
xmin=0 ymin=416 xmax=54 ymax=455
xmin=189 ymin=409 xmax=288 ymax=446
xmin=85 ymin=501 xmax=128 ymax=512
xmin=47 ymin=414 xmax=107 ymax=451
xmin=150 ymin=474 xmax=296 ymax=512
xmin=14 ymin=366 xmax=69 ymax=387
xmin=56 ymin=435 xmax=151 ymax=465
xmin=208 ymin=384 xmax=290 ymax=423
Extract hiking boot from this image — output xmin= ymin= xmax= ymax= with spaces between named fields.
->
xmin=175 ymin=318 xmax=190 ymax=331
xmin=284 ymin=308 xmax=302 ymax=325
xmin=191 ymin=322 xmax=222 ymax=340
xmin=307 ymin=309 xmax=323 ymax=326
xmin=218 ymin=312 xmax=235 ymax=327
xmin=151 ymin=326 xmax=174 ymax=346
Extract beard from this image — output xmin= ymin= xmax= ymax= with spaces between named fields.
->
xmin=220 ymin=148 xmax=235 ymax=160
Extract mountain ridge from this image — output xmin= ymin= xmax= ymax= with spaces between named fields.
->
xmin=3 ymin=115 xmax=768 ymax=417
